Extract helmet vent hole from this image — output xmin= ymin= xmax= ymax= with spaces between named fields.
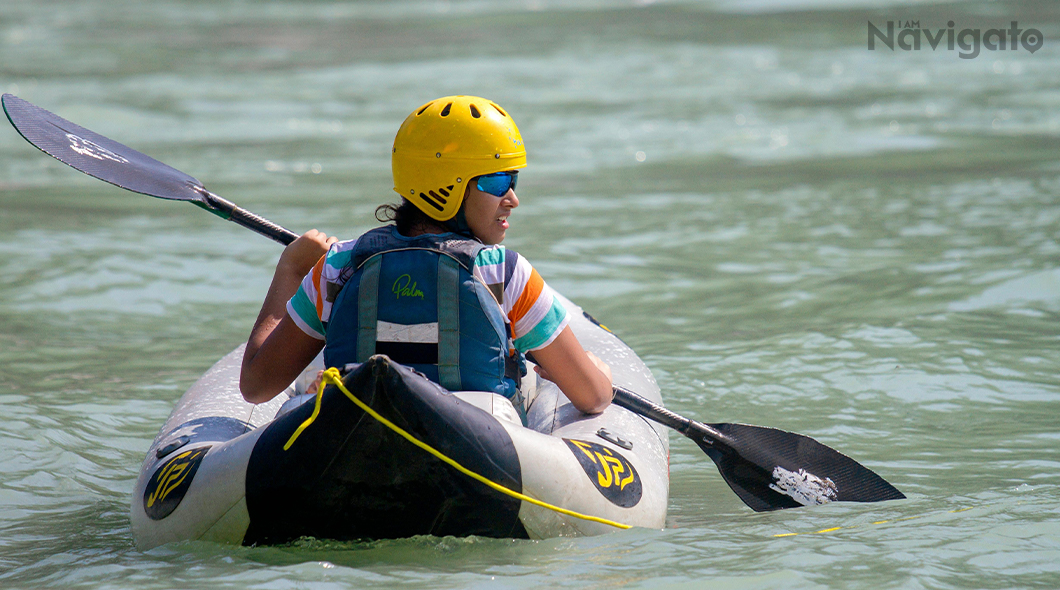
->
xmin=491 ymin=103 xmax=508 ymax=117
xmin=469 ymin=104 xmax=481 ymax=118
xmin=417 ymin=102 xmax=433 ymax=116
xmin=440 ymin=103 xmax=452 ymax=117
xmin=419 ymin=192 xmax=445 ymax=211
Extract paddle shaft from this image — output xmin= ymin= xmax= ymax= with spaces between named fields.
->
xmin=613 ymin=386 xmax=729 ymax=451
xmin=197 ymin=190 xmax=298 ymax=246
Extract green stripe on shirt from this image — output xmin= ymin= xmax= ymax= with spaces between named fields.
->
xmin=474 ymin=246 xmax=506 ymax=268
xmin=325 ymin=247 xmax=354 ymax=271
xmin=512 ymin=298 xmax=568 ymax=352
xmin=289 ymin=287 xmax=325 ymax=338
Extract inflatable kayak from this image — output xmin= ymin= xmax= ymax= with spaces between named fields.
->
xmin=131 ymin=295 xmax=669 ymax=549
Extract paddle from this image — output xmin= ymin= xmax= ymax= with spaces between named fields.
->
xmin=612 ymin=386 xmax=904 ymax=510
xmin=1 ymin=93 xmax=297 ymax=246
xmin=3 ymin=94 xmax=905 ymax=512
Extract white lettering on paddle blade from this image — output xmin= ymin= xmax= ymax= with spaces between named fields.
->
xmin=769 ymin=466 xmax=838 ymax=506
xmin=66 ymin=133 xmax=130 ymax=164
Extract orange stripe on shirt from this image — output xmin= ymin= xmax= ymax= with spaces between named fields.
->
xmin=311 ymin=254 xmax=326 ymax=318
xmin=509 ymin=267 xmax=544 ymax=326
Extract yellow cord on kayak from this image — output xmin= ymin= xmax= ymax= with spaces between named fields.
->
xmin=284 ymin=367 xmax=631 ymax=531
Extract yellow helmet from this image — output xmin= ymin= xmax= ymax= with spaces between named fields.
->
xmin=392 ymin=96 xmax=527 ymax=221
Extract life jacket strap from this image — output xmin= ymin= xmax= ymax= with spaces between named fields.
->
xmin=356 ymin=256 xmax=381 ymax=363
xmin=437 ymin=255 xmax=461 ymax=390
xmin=504 ymin=352 xmax=522 ymax=389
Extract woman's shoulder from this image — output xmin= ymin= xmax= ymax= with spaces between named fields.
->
xmin=323 ymin=236 xmax=360 ymax=262
xmin=322 ymin=225 xmax=397 ymax=264
xmin=473 ymin=244 xmax=545 ymax=292
xmin=473 ymin=243 xmax=529 ymax=271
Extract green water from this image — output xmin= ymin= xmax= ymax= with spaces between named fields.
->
xmin=2 ymin=0 xmax=1059 ymax=587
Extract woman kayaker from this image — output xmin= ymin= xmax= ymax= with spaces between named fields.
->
xmin=240 ymin=95 xmax=613 ymax=414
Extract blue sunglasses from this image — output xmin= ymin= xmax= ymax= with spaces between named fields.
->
xmin=476 ymin=172 xmax=518 ymax=197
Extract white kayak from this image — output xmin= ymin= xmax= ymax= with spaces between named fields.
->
xmin=131 ymin=295 xmax=669 ymax=549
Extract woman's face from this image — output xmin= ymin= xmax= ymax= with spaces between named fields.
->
xmin=463 ymin=175 xmax=519 ymax=245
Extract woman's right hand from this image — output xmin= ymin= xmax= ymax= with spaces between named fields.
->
xmin=277 ymin=229 xmax=336 ymax=278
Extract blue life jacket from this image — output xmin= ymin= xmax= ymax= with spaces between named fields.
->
xmin=324 ymin=226 xmax=524 ymax=398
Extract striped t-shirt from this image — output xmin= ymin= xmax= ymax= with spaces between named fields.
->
xmin=287 ymin=237 xmax=570 ymax=353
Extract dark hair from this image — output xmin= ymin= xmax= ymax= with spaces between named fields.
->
xmin=375 ymin=199 xmax=442 ymax=236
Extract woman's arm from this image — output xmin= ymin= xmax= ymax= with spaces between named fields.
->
xmin=530 ymin=326 xmax=613 ymax=414
xmin=240 ymin=230 xmax=335 ymax=404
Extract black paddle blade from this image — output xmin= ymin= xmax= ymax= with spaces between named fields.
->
xmin=2 ymin=94 xmax=206 ymax=203
xmin=698 ymin=423 xmax=905 ymax=512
